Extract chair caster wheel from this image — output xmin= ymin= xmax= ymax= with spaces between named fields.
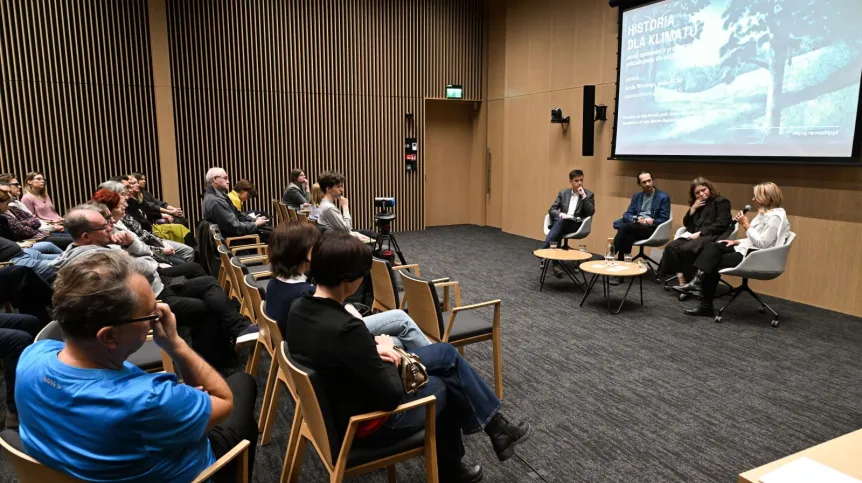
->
xmin=654 ymin=278 xmax=662 ymax=284
xmin=758 ymin=306 xmax=767 ymax=313
xmin=714 ymin=316 xmax=722 ymax=323
xmin=771 ymin=319 xmax=779 ymax=328
xmin=664 ymin=286 xmax=670 ymax=291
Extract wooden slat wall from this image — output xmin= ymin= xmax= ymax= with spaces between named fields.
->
xmin=0 ymin=0 xmax=162 ymax=213
xmin=165 ymin=0 xmax=484 ymax=230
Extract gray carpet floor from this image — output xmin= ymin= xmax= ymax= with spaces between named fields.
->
xmin=3 ymin=225 xmax=862 ymax=482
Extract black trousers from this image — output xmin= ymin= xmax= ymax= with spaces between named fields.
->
xmin=0 ymin=265 xmax=53 ymax=324
xmin=693 ymin=242 xmax=744 ymax=301
xmin=542 ymin=218 xmax=582 ymax=248
xmin=209 ymin=373 xmax=259 ymax=483
xmin=159 ymin=274 xmax=249 ymax=368
xmin=613 ymin=223 xmax=656 ymax=259
xmin=660 ymin=236 xmax=712 ymax=280
xmin=0 ymin=313 xmax=41 ymax=414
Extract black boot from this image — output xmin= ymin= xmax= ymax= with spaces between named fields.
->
xmin=673 ymin=270 xmax=705 ymax=295
xmin=684 ymin=301 xmax=714 ymax=317
xmin=440 ymin=462 xmax=483 ymax=483
xmin=484 ymin=413 xmax=532 ymax=462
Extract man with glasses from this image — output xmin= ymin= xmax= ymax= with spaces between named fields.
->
xmin=15 ymin=250 xmax=258 ymax=482
xmin=202 ymin=167 xmax=269 ymax=241
xmin=53 ymin=206 xmax=257 ymax=369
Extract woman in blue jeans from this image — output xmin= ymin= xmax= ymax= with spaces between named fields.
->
xmin=287 ymin=234 xmax=531 ymax=482
xmin=265 ymin=222 xmax=430 ymax=350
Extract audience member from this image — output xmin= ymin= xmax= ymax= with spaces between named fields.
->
xmin=93 ymin=188 xmax=194 ymax=265
xmin=0 ymin=312 xmax=41 ymax=430
xmin=0 ymin=265 xmax=54 ymax=324
xmin=287 ymin=234 xmax=531 ymax=481
xmin=281 ymin=169 xmax=311 ymax=209
xmin=15 ymin=250 xmax=258 ymax=482
xmin=53 ymin=206 xmax=255 ymax=368
xmin=202 ymin=167 xmax=269 ymax=241
xmin=309 ymin=182 xmax=323 ymax=220
xmin=127 ymin=176 xmax=194 ymax=245
xmin=228 ymin=179 xmax=257 ymax=212
xmin=129 ymin=172 xmax=187 ymax=225
xmin=21 ymin=171 xmax=64 ymax=225
xmin=0 ymin=236 xmax=58 ymax=283
xmin=613 ymin=171 xmax=671 ymax=260
xmin=265 ymin=222 xmax=430 ymax=348
xmin=660 ymin=177 xmax=732 ymax=295
xmin=674 ymin=182 xmax=790 ymax=316
xmin=126 ymin=175 xmax=173 ymax=224
xmin=0 ymin=188 xmax=72 ymax=249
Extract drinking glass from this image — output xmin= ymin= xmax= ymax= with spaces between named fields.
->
xmin=605 ymin=252 xmax=615 ymax=266
xmin=624 ymin=253 xmax=633 ymax=263
xmin=578 ymin=244 xmax=588 ymax=252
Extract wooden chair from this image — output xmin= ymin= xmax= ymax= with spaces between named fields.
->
xmin=228 ymin=256 xmax=271 ymax=320
xmin=35 ymin=321 xmax=174 ymax=373
xmin=254 ymin=298 xmax=296 ymax=447
xmin=400 ymin=272 xmax=504 ymax=398
xmin=280 ymin=342 xmax=439 ymax=483
xmin=287 ymin=206 xmax=299 ymax=223
xmin=1 ymin=429 xmax=250 ymax=483
xmin=297 ymin=211 xmax=308 ymax=224
xmin=277 ymin=202 xmax=290 ymax=224
xmin=242 ymin=272 xmax=274 ymax=378
xmin=272 ymin=199 xmax=283 ymax=226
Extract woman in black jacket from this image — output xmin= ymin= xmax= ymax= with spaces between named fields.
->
xmin=660 ymin=177 xmax=732 ymax=297
xmin=286 ymin=234 xmax=531 ymax=482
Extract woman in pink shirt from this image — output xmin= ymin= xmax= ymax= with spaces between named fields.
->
xmin=21 ymin=171 xmax=64 ymax=225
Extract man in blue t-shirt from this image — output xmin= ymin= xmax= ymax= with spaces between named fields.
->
xmin=15 ymin=250 xmax=258 ymax=483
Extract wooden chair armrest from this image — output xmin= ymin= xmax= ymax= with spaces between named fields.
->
xmin=237 ymin=255 xmax=269 ymax=264
xmin=392 ymin=264 xmax=421 ymax=276
xmin=225 ymin=235 xmax=261 ymax=245
xmin=191 ymin=439 xmax=250 ymax=483
xmin=434 ymin=281 xmax=461 ymax=310
xmin=252 ymin=271 xmax=273 ymax=279
xmin=346 ymin=395 xmax=437 ymax=424
xmin=451 ymin=299 xmax=502 ymax=313
xmin=430 ymin=277 xmax=450 ymax=283
xmin=0 ymin=262 xmax=11 ymax=268
xmin=230 ymin=244 xmax=268 ymax=254
xmin=433 ymin=281 xmax=459 ymax=289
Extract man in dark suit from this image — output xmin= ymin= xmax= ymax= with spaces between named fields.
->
xmin=542 ymin=169 xmax=595 ymax=249
xmin=612 ymin=171 xmax=671 ymax=260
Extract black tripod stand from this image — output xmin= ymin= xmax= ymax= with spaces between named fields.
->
xmin=373 ymin=212 xmax=406 ymax=265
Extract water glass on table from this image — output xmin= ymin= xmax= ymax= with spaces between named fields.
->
xmin=578 ymin=244 xmax=588 ymax=253
xmin=624 ymin=253 xmax=633 ymax=263
xmin=605 ymin=251 xmax=615 ymax=266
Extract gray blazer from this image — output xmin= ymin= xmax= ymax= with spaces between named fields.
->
xmin=281 ymin=182 xmax=311 ymax=208
xmin=548 ymin=187 xmax=595 ymax=225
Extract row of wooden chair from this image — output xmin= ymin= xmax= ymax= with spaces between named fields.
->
xmin=271 ymin=199 xmax=309 ymax=227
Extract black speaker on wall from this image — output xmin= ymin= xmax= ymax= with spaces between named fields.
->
xmin=583 ymin=85 xmax=596 ymax=157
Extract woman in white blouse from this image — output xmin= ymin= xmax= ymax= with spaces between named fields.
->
xmin=674 ymin=182 xmax=790 ymax=316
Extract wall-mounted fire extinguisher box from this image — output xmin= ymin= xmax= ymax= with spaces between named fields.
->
xmin=405 ymin=137 xmax=417 ymax=172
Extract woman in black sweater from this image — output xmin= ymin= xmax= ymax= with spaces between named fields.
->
xmin=286 ymin=234 xmax=531 ymax=482
xmin=660 ymin=177 xmax=732 ymax=295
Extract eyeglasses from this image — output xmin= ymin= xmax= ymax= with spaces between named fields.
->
xmin=87 ymin=223 xmax=110 ymax=233
xmin=7 ymin=183 xmax=19 ymax=187
xmin=111 ymin=313 xmax=160 ymax=327
xmin=214 ymin=175 xmax=228 ymax=180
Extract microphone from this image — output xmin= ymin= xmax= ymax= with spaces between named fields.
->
xmin=743 ymin=204 xmax=751 ymax=214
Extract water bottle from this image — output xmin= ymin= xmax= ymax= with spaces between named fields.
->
xmin=605 ymin=238 xmax=615 ymax=265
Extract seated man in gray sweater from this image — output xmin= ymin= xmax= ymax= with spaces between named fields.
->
xmin=316 ymin=171 xmax=376 ymax=241
xmin=55 ymin=206 xmax=256 ymax=369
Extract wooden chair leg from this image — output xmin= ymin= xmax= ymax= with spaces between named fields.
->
xmin=457 ymin=346 xmax=465 ymax=356
xmin=261 ymin=380 xmax=283 ymax=445
xmin=237 ymin=445 xmax=249 ymax=483
xmin=286 ymin=436 xmax=307 ymax=483
xmin=280 ymin=406 xmax=304 ymax=483
xmin=258 ymin=357 xmax=279 ymax=432
xmin=245 ymin=340 xmax=262 ymax=376
xmin=387 ymin=465 xmax=396 ymax=483
xmin=492 ymin=328 xmax=503 ymax=399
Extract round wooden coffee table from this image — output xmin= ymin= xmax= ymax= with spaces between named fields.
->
xmin=579 ymin=260 xmax=648 ymax=314
xmin=533 ymin=248 xmax=593 ymax=292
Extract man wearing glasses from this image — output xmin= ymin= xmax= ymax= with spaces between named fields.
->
xmin=52 ymin=206 xmax=256 ymax=369
xmin=202 ymin=167 xmax=269 ymax=241
xmin=15 ymin=250 xmax=259 ymax=482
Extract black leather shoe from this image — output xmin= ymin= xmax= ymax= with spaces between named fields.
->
xmin=485 ymin=414 xmax=532 ymax=461
xmin=552 ymin=264 xmax=563 ymax=278
xmin=608 ymin=277 xmax=622 ymax=286
xmin=440 ymin=462 xmax=483 ymax=483
xmin=684 ymin=303 xmax=714 ymax=317
xmin=678 ymin=293 xmax=690 ymax=301
xmin=673 ymin=277 xmax=703 ymax=295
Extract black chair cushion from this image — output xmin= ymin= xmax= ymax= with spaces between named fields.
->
xmin=442 ymin=310 xmax=493 ymax=341
xmin=128 ymin=341 xmax=164 ymax=371
xmin=251 ymin=277 xmax=269 ymax=294
xmin=347 ymin=429 xmax=425 ymax=468
xmin=246 ymin=263 xmax=271 ymax=274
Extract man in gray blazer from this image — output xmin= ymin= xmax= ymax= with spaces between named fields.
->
xmin=542 ymin=169 xmax=595 ymax=249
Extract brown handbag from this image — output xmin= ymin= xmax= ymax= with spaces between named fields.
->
xmin=393 ymin=347 xmax=429 ymax=394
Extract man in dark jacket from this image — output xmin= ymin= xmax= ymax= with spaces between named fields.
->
xmin=612 ymin=171 xmax=671 ymax=260
xmin=542 ymin=169 xmax=595 ymax=249
xmin=202 ymin=167 xmax=269 ymax=241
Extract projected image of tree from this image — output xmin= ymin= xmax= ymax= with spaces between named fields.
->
xmin=720 ymin=0 xmax=862 ymax=140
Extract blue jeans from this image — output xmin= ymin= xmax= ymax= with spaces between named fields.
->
xmin=10 ymin=251 xmax=57 ymax=282
xmin=542 ymin=218 xmax=581 ymax=248
xmin=0 ymin=313 xmax=41 ymax=414
xmin=359 ymin=343 xmax=501 ymax=470
xmin=363 ymin=310 xmax=431 ymax=351
xmin=29 ymin=242 xmax=63 ymax=256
